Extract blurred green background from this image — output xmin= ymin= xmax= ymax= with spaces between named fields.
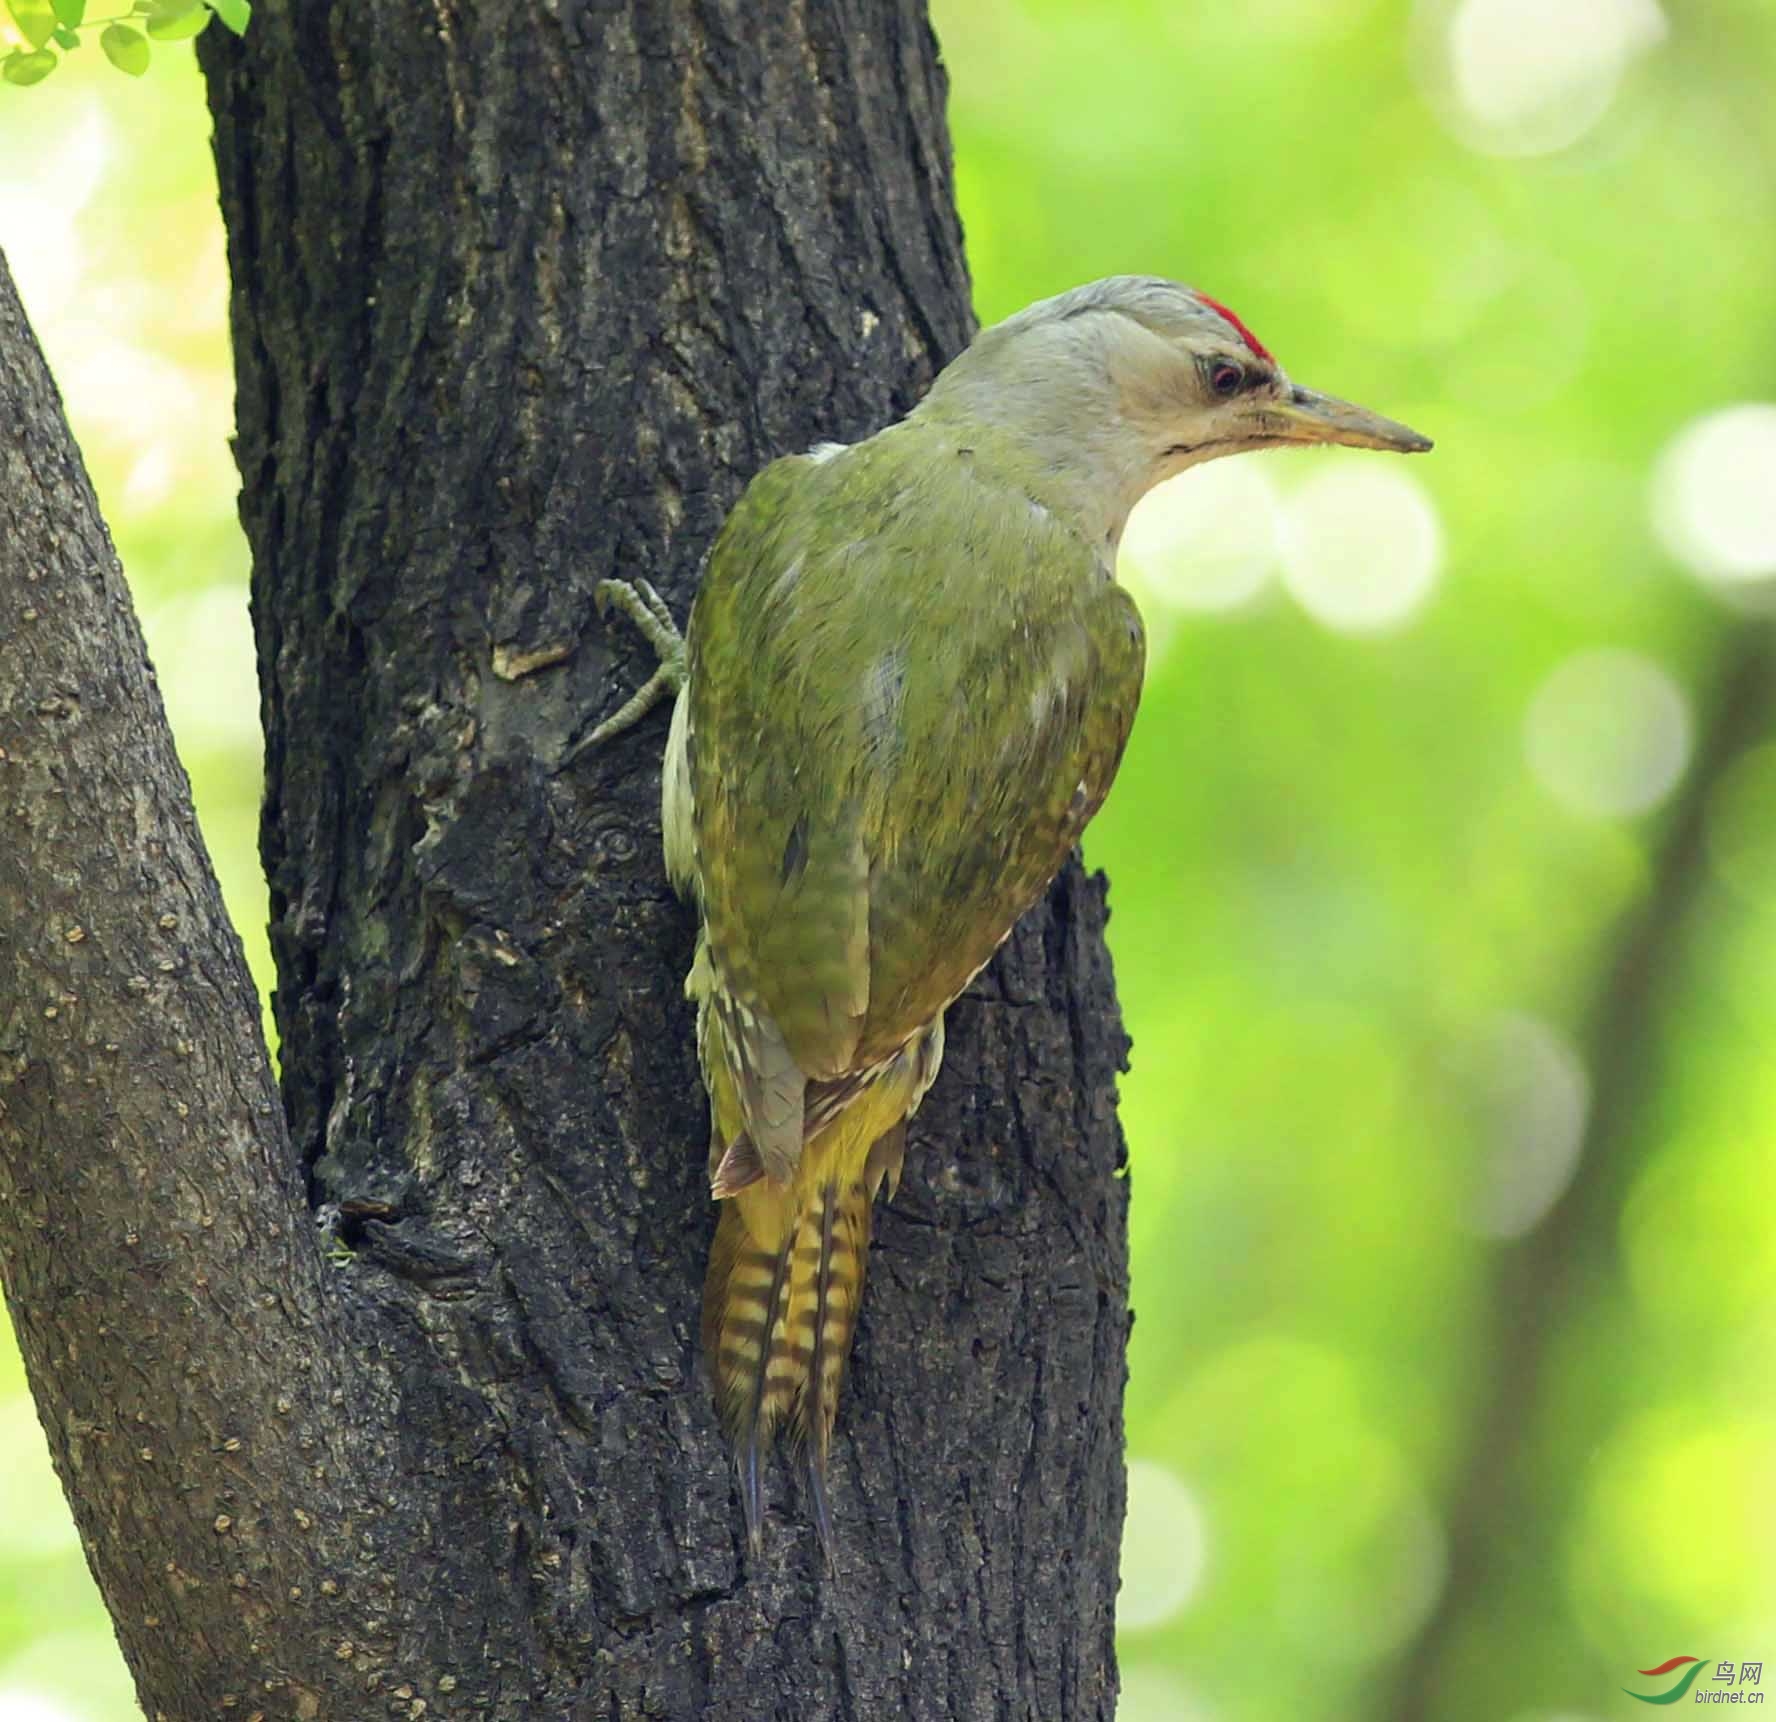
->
xmin=3 ymin=2 xmax=1775 ymax=1717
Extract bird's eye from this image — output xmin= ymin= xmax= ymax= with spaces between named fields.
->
xmin=1211 ymin=363 xmax=1244 ymax=398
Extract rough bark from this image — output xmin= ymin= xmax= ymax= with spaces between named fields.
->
xmin=0 ymin=2 xmax=1133 ymax=1716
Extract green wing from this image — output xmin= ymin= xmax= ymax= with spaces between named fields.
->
xmin=687 ymin=425 xmax=1144 ymax=1157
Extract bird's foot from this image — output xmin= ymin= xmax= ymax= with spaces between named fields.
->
xmin=572 ymin=578 xmax=687 ymax=753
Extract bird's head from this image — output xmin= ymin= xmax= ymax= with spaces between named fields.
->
xmin=920 ymin=275 xmax=1431 ymax=547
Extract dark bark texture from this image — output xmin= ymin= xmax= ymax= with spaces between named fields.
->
xmin=1 ymin=2 xmax=1133 ymax=1717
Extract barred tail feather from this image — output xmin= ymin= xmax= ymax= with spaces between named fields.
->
xmin=798 ymin=1173 xmax=873 ymax=1567
xmin=702 ymin=1198 xmax=793 ymax=1549
xmin=702 ymin=1148 xmax=885 ymax=1564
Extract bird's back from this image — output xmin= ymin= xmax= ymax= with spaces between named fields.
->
xmin=687 ymin=417 xmax=1146 ymax=1083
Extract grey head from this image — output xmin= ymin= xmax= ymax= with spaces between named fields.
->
xmin=916 ymin=274 xmax=1431 ymax=548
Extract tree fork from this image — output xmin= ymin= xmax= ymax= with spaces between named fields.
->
xmin=1 ymin=2 xmax=1133 ymax=1715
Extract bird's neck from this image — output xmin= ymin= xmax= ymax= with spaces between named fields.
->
xmin=910 ymin=365 xmax=1160 ymax=558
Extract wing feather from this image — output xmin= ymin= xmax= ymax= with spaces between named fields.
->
xmin=685 ymin=429 xmax=1145 ymax=1168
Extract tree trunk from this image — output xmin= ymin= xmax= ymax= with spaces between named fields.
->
xmin=0 ymin=3 xmax=1132 ymax=1716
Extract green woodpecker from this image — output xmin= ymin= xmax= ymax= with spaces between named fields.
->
xmin=587 ymin=276 xmax=1430 ymax=1561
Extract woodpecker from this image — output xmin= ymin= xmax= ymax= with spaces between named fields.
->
xmin=586 ymin=276 xmax=1430 ymax=1563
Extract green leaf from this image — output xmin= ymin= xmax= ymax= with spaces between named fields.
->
xmin=50 ymin=20 xmax=73 ymax=43
xmin=2 ymin=44 xmax=56 ymax=82
xmin=209 ymin=0 xmax=246 ymax=34
xmin=146 ymin=2 xmax=209 ymax=38
xmin=5 ymin=0 xmax=57 ymax=51
xmin=49 ymin=0 xmax=82 ymax=25
xmin=99 ymin=20 xmax=149 ymax=73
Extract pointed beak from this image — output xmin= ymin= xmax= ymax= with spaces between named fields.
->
xmin=1267 ymin=384 xmax=1432 ymax=454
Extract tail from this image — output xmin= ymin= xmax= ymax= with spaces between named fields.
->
xmin=702 ymin=1124 xmax=904 ymax=1563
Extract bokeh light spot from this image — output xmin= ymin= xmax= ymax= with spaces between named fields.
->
xmin=0 ymin=105 xmax=112 ymax=314
xmin=1278 ymin=462 xmax=1443 ymax=634
xmin=58 ymin=342 xmax=203 ymax=459
xmin=1117 ymin=1663 xmax=1212 ymax=1722
xmin=0 ymin=1695 xmax=80 ymax=1722
xmin=1652 ymin=404 xmax=1776 ymax=589
xmin=0 ymin=1630 xmax=143 ymax=1722
xmin=1623 ymin=1138 xmax=1776 ymax=1332
xmin=1120 ymin=460 xmax=1279 ymax=617
xmin=1425 ymin=0 xmax=1667 ymax=157
xmin=1119 ymin=1459 xmax=1207 ymax=1632
xmin=1459 ymin=1014 xmax=1590 ymax=1240
xmin=1524 ymin=649 xmax=1691 ymax=818
xmin=1571 ymin=1408 xmax=1776 ymax=1627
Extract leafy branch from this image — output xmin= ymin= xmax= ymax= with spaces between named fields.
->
xmin=2 ymin=0 xmax=246 ymax=86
